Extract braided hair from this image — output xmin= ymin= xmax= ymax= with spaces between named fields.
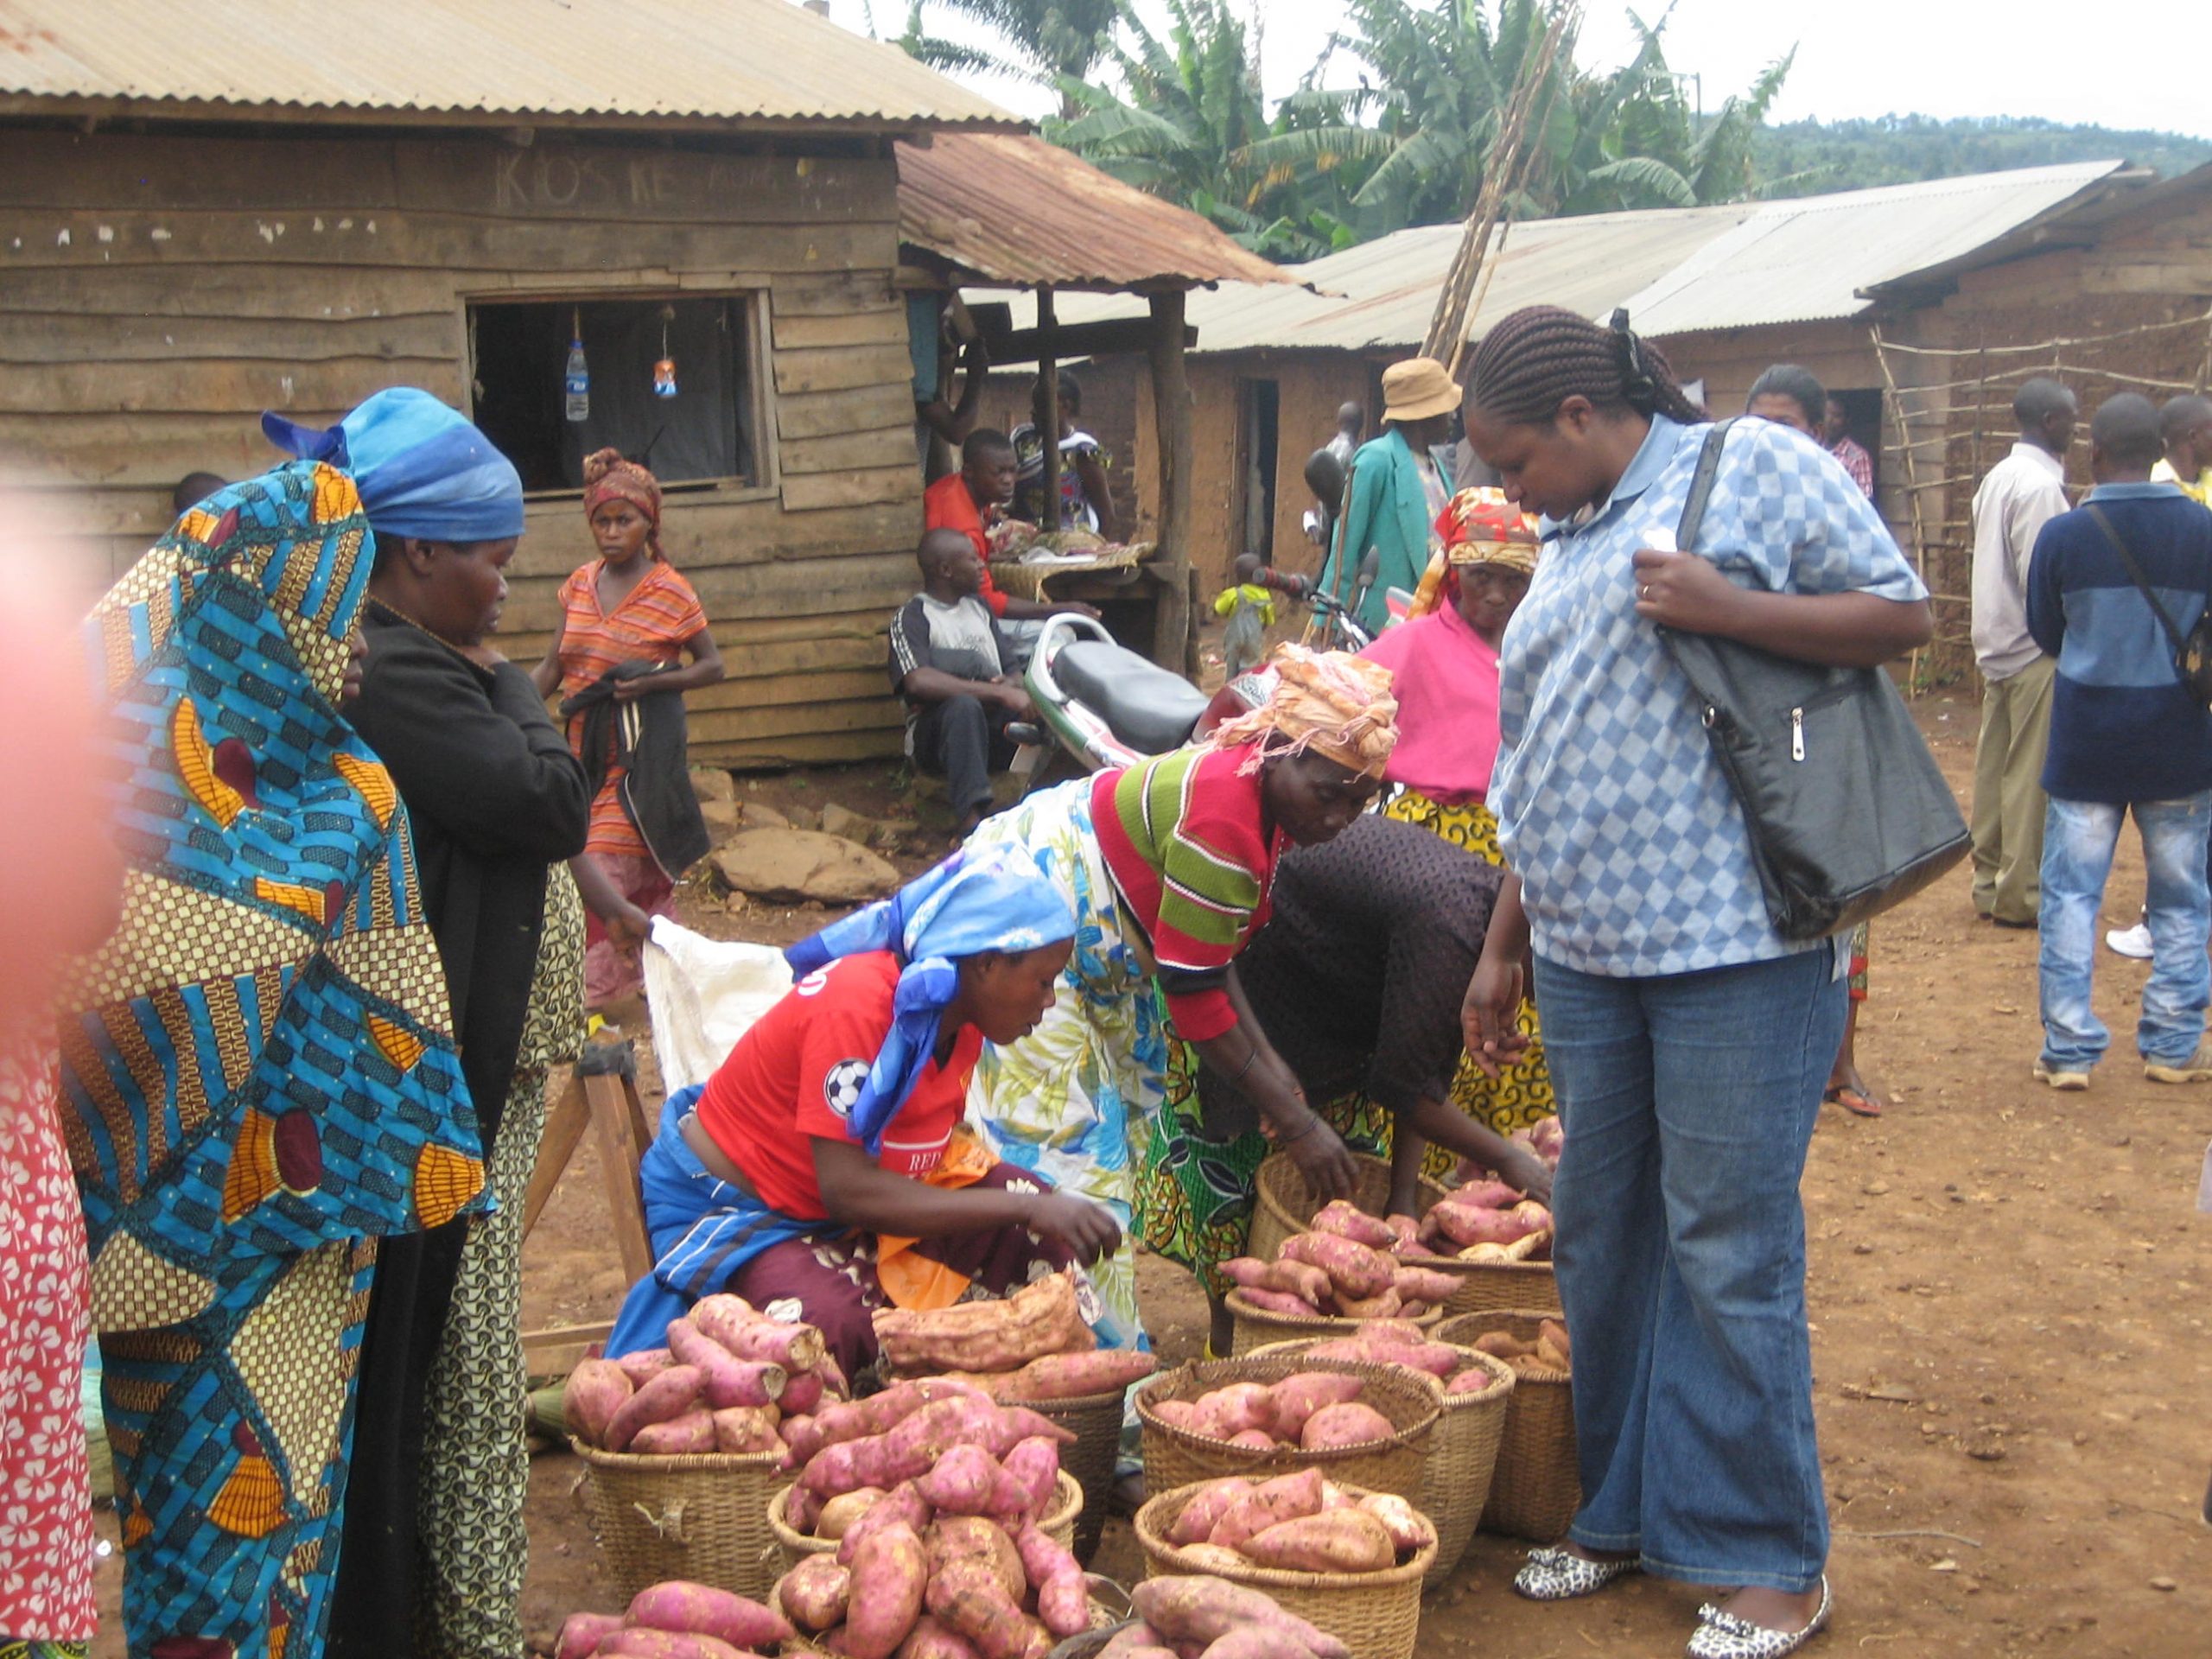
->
xmin=1467 ymin=306 xmax=1707 ymax=429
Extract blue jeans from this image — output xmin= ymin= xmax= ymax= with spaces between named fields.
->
xmin=2038 ymin=793 xmax=2212 ymax=1071
xmin=1533 ymin=944 xmax=1845 ymax=1592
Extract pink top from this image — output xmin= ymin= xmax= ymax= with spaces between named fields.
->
xmin=1358 ymin=601 xmax=1501 ymax=805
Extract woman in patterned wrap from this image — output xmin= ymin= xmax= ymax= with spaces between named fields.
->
xmin=54 ymin=431 xmax=495 ymax=1659
xmin=961 ymin=645 xmax=1397 ymax=1360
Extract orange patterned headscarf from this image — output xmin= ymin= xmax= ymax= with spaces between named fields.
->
xmin=582 ymin=447 xmax=664 ymax=558
xmin=1210 ymin=643 xmax=1399 ymax=779
xmin=1408 ymin=487 xmax=1541 ymax=617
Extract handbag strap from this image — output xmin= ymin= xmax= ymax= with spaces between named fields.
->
xmin=1675 ymin=417 xmax=1739 ymax=550
xmin=2085 ymin=505 xmax=2192 ymax=665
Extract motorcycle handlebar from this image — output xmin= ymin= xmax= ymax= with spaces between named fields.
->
xmin=1231 ymin=553 xmax=1316 ymax=602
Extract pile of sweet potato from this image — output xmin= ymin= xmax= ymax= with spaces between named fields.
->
xmin=1293 ymin=1324 xmax=1511 ymax=1400
xmin=1467 ymin=1318 xmax=1571 ymax=1377
xmin=554 ymin=1581 xmax=791 ymax=1659
xmin=1414 ymin=1179 xmax=1554 ymax=1262
xmin=1147 ymin=1370 xmax=1400 ymax=1453
xmin=565 ymin=1294 xmax=844 ymax=1457
xmin=1097 ymin=1577 xmax=1352 ymax=1659
xmin=772 ymin=1382 xmax=1095 ymax=1659
xmin=1158 ymin=1468 xmax=1435 ymax=1577
xmin=874 ymin=1269 xmax=1096 ymax=1381
xmin=1224 ymin=1204 xmax=1461 ymax=1321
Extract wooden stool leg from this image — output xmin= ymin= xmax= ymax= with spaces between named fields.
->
xmin=586 ymin=1070 xmax=656 ymax=1286
xmin=522 ymin=1069 xmax=590 ymax=1243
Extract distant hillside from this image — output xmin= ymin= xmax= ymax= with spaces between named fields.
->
xmin=1749 ymin=114 xmax=2212 ymax=199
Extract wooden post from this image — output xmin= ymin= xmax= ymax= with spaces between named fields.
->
xmin=1148 ymin=289 xmax=1195 ymax=673
xmin=1039 ymin=285 xmax=1060 ymax=533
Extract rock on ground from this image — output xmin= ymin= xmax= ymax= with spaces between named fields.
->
xmin=710 ymin=827 xmax=900 ymax=905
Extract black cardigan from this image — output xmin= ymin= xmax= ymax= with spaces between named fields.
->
xmin=349 ymin=608 xmax=592 ymax=1141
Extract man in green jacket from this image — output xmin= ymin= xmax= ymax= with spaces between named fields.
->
xmin=1323 ymin=355 xmax=1461 ymax=632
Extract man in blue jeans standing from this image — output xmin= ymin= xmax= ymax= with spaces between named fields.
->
xmin=2027 ymin=392 xmax=2212 ymax=1088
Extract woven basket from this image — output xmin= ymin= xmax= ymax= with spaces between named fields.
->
xmin=571 ymin=1439 xmax=789 ymax=1602
xmin=1435 ymin=1309 xmax=1578 ymax=1541
xmin=1134 ymin=1483 xmax=1433 ymax=1659
xmin=1247 ymin=1152 xmax=1446 ymax=1265
xmin=1244 ymin=1338 xmax=1514 ymax=1586
xmin=1224 ymin=1289 xmax=1440 ymax=1356
xmin=766 ymin=1470 xmax=1082 ymax=1578
xmin=992 ymin=1385 xmax=1124 ymax=1565
xmin=1133 ymin=1356 xmax=1439 ymax=1501
xmin=1436 ymin=1256 xmax=1562 ymax=1318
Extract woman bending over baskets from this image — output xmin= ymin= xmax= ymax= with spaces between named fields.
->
xmin=1459 ymin=308 xmax=1929 ymax=1658
xmin=962 ymin=645 xmax=1398 ymax=1354
xmin=605 ymin=848 xmax=1122 ymax=1382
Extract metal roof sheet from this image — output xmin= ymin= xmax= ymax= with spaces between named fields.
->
xmin=897 ymin=132 xmax=1296 ymax=291
xmin=1616 ymin=162 xmax=2128 ymax=335
xmin=0 ymin=0 xmax=1020 ymax=130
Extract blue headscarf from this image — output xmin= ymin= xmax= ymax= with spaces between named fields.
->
xmin=262 ymin=387 xmax=525 ymax=542
xmin=785 ymin=845 xmax=1072 ymax=1156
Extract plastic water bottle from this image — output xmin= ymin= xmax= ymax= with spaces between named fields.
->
xmin=564 ymin=338 xmax=590 ymax=422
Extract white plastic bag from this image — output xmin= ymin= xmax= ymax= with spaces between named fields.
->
xmin=640 ymin=916 xmax=793 ymax=1093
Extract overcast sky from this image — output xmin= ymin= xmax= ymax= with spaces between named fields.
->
xmin=836 ymin=1 xmax=2212 ymax=142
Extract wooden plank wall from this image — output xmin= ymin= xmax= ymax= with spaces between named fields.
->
xmin=0 ymin=127 xmax=925 ymax=766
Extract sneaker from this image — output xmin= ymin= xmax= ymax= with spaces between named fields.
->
xmin=2145 ymin=1040 xmax=2212 ymax=1083
xmin=2106 ymin=922 xmax=2154 ymax=959
xmin=2033 ymin=1061 xmax=2089 ymax=1090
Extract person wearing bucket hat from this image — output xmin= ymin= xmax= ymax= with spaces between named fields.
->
xmin=1354 ymin=486 xmax=1560 ymax=1179
xmin=1320 ymin=355 xmax=1462 ymax=632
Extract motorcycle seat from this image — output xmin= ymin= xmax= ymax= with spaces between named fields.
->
xmin=1055 ymin=639 xmax=1210 ymax=753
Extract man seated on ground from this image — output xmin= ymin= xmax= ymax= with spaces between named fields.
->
xmin=923 ymin=429 xmax=1098 ymax=664
xmin=891 ymin=530 xmax=1033 ymax=837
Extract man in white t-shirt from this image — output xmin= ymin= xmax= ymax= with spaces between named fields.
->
xmin=888 ymin=529 xmax=1032 ymax=836
xmin=1968 ymin=378 xmax=2075 ymax=926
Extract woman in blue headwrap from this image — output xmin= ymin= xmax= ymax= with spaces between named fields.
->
xmin=606 ymin=846 xmax=1122 ymax=1382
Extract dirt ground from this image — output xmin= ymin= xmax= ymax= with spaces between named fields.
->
xmin=86 ymin=696 xmax=2212 ymax=1657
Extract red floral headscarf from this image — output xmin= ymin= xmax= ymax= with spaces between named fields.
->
xmin=582 ymin=447 xmax=664 ymax=559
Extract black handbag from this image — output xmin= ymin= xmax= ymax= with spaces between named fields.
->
xmin=1656 ymin=420 xmax=1969 ymax=941
xmin=2084 ymin=505 xmax=2212 ymax=709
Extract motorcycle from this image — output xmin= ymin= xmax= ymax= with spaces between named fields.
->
xmin=1008 ymin=550 xmax=1382 ymax=789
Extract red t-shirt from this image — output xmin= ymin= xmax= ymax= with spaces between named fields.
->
xmin=693 ymin=951 xmax=982 ymax=1220
xmin=923 ymin=472 xmax=1011 ymax=617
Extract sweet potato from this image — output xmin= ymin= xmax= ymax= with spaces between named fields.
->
xmin=1471 ymin=1332 xmax=1529 ymax=1359
xmin=614 ymin=1347 xmax=674 ymax=1387
xmin=990 ymin=1348 xmax=1160 ymax=1401
xmin=1357 ymin=1492 xmax=1435 ymax=1556
xmin=565 ymin=1359 xmax=634 ymax=1448
xmin=1439 ymin=1179 xmax=1520 ymax=1211
xmin=779 ymin=1555 xmax=851 ymax=1633
xmin=1230 ymin=1287 xmax=1322 ymax=1318
xmin=815 ymin=1487 xmax=887 ymax=1541
xmin=556 ymin=1611 xmax=625 ymax=1659
xmin=989 ymin=1405 xmax=1077 ymax=1452
xmin=594 ymin=1632 xmax=744 ymax=1659
xmin=1266 ymin=1372 xmax=1366 ymax=1439
xmin=1150 ymin=1398 xmax=1198 ymax=1430
xmin=665 ymin=1317 xmax=790 ymax=1410
xmin=924 ymin=1560 xmax=1033 ymax=1659
xmin=1224 ymin=1429 xmax=1276 ymax=1450
xmin=1429 ymin=1203 xmax=1541 ymax=1249
xmin=1330 ymin=1288 xmax=1402 ymax=1319
xmin=1165 ymin=1477 xmax=1254 ymax=1546
xmin=1303 ymin=1336 xmax=1458 ymax=1379
xmin=1096 ymin=1626 xmax=1166 ymax=1659
xmin=1510 ymin=1199 xmax=1554 ymax=1230
xmin=1129 ymin=1579 xmax=1351 ymax=1659
xmin=1275 ymin=1234 xmax=1395 ymax=1301
xmin=1188 ymin=1382 xmax=1274 ymax=1441
xmin=1170 ymin=1541 xmax=1248 ymax=1573
xmin=1538 ymin=1317 xmax=1572 ymax=1362
xmin=1299 ymin=1402 xmax=1395 ymax=1450
xmin=1310 ymin=1201 xmax=1397 ymax=1250
xmin=1445 ymin=1367 xmax=1499 ymax=1396
xmin=690 ymin=1297 xmax=826 ymax=1374
xmin=628 ymin=1409 xmax=717 ymax=1455
xmin=1208 ymin=1468 xmax=1325 ymax=1551
xmin=896 ymin=1617 xmax=982 ymax=1659
xmin=842 ymin=1519 xmax=927 ymax=1659
xmin=604 ymin=1365 xmax=706 ymax=1452
xmin=780 ymin=1414 xmax=822 ymax=1466
xmin=1391 ymin=1265 xmax=1460 ymax=1306
xmin=917 ymin=1445 xmax=1005 ymax=1516
xmin=926 ymin=1516 xmax=1025 ymax=1603
xmin=874 ymin=1272 xmax=1090 ymax=1377
xmin=999 ymin=1437 xmax=1058 ymax=1518
xmin=836 ymin=1481 xmax=932 ymax=1566
xmin=1239 ymin=1509 xmax=1395 ymax=1573
xmin=711 ymin=1406 xmax=782 ymax=1455
xmin=1014 ymin=1524 xmax=1088 ymax=1639
xmin=625 ymin=1581 xmax=794 ymax=1650
xmin=779 ymin=1369 xmax=826 ymax=1415
xmin=1219 ymin=1256 xmax=1329 ymax=1306
xmin=786 ymin=1483 xmax=825 ymax=1533
xmin=1196 ymin=1631 xmax=1322 ymax=1659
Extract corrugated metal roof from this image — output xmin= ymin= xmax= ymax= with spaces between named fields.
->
xmin=1616 ymin=162 xmax=2128 ymax=335
xmin=897 ymin=132 xmax=1297 ymax=290
xmin=0 ymin=0 xmax=1019 ymax=130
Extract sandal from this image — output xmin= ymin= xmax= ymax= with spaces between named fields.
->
xmin=1512 ymin=1545 xmax=1639 ymax=1601
xmin=1822 ymin=1085 xmax=1883 ymax=1118
xmin=1686 ymin=1577 xmax=1832 ymax=1659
